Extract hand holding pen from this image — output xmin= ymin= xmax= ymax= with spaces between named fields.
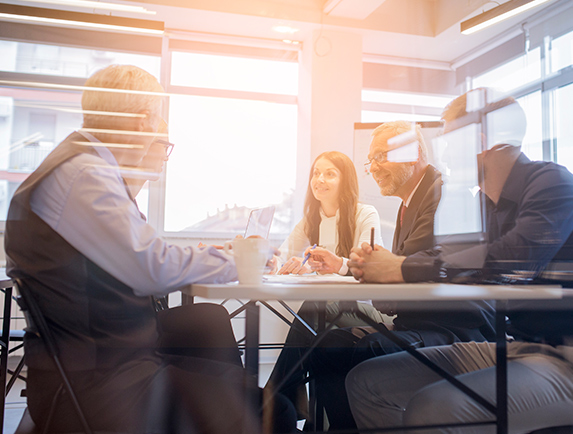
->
xmin=301 ymin=244 xmax=317 ymax=266
xmin=277 ymin=244 xmax=316 ymax=275
xmin=305 ymin=245 xmax=347 ymax=274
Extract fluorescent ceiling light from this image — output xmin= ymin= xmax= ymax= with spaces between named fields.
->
xmin=272 ymin=25 xmax=299 ymax=34
xmin=20 ymin=0 xmax=156 ymax=15
xmin=461 ymin=0 xmax=552 ymax=35
xmin=0 ymin=4 xmax=164 ymax=35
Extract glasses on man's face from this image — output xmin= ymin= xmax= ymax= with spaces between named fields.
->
xmin=364 ymin=151 xmax=389 ymax=171
xmin=155 ymin=139 xmax=174 ymax=157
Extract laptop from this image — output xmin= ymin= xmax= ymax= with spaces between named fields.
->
xmin=244 ymin=206 xmax=275 ymax=239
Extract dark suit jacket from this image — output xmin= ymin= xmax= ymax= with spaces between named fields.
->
xmin=378 ymin=165 xmax=495 ymax=344
xmin=392 ymin=165 xmax=442 ymax=256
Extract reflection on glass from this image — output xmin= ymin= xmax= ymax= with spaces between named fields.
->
xmin=473 ymin=48 xmax=541 ymax=92
xmin=0 ymin=40 xmax=160 ymax=78
xmin=555 ymin=83 xmax=573 ymax=172
xmin=433 ymin=123 xmax=482 ymax=238
xmin=517 ymin=91 xmax=543 ymax=161
xmin=550 ymin=30 xmax=573 ymax=73
xmin=165 ymin=94 xmax=297 ymax=234
xmin=362 ymin=90 xmax=454 ymax=108
xmin=361 ymin=111 xmax=440 ymax=123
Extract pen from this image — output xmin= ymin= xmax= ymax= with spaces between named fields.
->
xmin=301 ymin=244 xmax=317 ymax=266
xmin=370 ymin=227 xmax=375 ymax=249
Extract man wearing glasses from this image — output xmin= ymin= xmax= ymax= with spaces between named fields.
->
xmin=5 ymin=65 xmax=294 ymax=434
xmin=308 ymin=120 xmax=496 ymax=431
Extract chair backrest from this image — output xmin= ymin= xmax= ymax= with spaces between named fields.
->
xmin=14 ymin=278 xmax=95 ymax=434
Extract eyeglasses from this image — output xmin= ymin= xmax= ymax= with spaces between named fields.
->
xmin=155 ymin=139 xmax=174 ymax=157
xmin=364 ymin=151 xmax=389 ymax=171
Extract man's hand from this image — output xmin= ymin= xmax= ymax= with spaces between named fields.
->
xmin=348 ymin=242 xmax=406 ymax=283
xmin=277 ymin=256 xmax=312 ymax=275
xmin=307 ymin=247 xmax=343 ymax=274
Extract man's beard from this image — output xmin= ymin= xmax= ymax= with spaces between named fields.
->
xmin=376 ymin=164 xmax=415 ymax=197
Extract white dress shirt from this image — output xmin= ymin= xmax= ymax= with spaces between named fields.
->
xmin=30 ymin=138 xmax=237 ymax=296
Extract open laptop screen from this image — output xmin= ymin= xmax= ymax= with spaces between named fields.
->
xmin=244 ymin=206 xmax=275 ymax=239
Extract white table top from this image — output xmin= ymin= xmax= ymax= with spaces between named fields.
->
xmin=188 ymin=275 xmax=563 ymax=302
xmin=0 ymin=268 xmax=12 ymax=289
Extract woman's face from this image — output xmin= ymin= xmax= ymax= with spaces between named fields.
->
xmin=311 ymin=157 xmax=342 ymax=205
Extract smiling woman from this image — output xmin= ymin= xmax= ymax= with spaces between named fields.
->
xmin=276 ymin=150 xmax=382 ymax=275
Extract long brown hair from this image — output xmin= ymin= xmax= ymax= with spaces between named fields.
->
xmin=303 ymin=151 xmax=359 ymax=258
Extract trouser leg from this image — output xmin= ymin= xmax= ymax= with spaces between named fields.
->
xmin=403 ymin=346 xmax=573 ymax=434
xmin=310 ymin=327 xmax=424 ymax=431
xmin=347 ymin=342 xmax=573 ymax=434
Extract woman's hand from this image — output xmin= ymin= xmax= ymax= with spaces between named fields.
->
xmin=277 ymin=257 xmax=312 ymax=275
xmin=266 ymin=255 xmax=279 ymax=274
xmin=307 ymin=247 xmax=343 ymax=274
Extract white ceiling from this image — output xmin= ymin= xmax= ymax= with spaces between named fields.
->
xmin=6 ymin=0 xmax=566 ymax=67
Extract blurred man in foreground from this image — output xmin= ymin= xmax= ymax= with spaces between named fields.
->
xmin=347 ymin=88 xmax=573 ymax=433
xmin=5 ymin=64 xmax=294 ymax=433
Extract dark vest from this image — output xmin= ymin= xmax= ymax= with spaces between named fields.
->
xmin=4 ymin=132 xmax=160 ymax=371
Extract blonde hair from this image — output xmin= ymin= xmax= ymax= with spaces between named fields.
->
xmin=81 ymin=64 xmax=165 ymax=130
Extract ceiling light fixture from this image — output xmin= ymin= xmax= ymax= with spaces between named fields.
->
xmin=461 ymin=0 xmax=552 ymax=35
xmin=0 ymin=4 xmax=164 ymax=35
xmin=272 ymin=25 xmax=299 ymax=34
xmin=19 ymin=0 xmax=156 ymax=15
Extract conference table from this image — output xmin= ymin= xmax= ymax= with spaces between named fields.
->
xmin=186 ymin=275 xmax=564 ymax=434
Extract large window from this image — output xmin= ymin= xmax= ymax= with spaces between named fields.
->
xmin=166 ymin=94 xmax=298 ymax=234
xmin=554 ymin=83 xmax=573 ymax=172
xmin=0 ymin=40 xmax=160 ymax=222
xmin=469 ymin=27 xmax=573 ymax=168
xmin=164 ymin=51 xmax=299 ymax=238
xmin=361 ymin=90 xmax=452 ymax=123
xmin=473 ymin=48 xmax=541 ymax=93
xmin=0 ymin=34 xmax=300 ymax=240
xmin=0 ymin=40 xmax=160 ymax=78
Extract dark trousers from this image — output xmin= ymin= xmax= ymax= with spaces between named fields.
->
xmin=309 ymin=325 xmax=429 ymax=431
xmin=266 ymin=301 xmax=386 ymax=421
xmin=27 ymin=303 xmax=296 ymax=434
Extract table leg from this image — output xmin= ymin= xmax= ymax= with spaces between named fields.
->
xmin=496 ymin=300 xmax=508 ymax=434
xmin=309 ymin=301 xmax=326 ymax=432
xmin=0 ymin=286 xmax=13 ymax=434
xmin=244 ymin=300 xmax=260 ymax=379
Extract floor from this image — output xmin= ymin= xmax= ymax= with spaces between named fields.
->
xmin=1 ymin=357 xmax=294 ymax=434
xmin=3 ymin=357 xmax=26 ymax=434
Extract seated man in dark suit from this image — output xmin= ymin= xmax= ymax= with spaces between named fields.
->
xmin=347 ymin=88 xmax=573 ymax=433
xmin=5 ymin=64 xmax=295 ymax=434
xmin=305 ymin=120 xmax=495 ymax=430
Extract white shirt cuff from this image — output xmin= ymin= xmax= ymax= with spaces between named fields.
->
xmin=338 ymin=257 xmax=349 ymax=275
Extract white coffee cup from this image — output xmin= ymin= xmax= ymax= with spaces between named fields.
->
xmin=224 ymin=238 xmax=270 ymax=285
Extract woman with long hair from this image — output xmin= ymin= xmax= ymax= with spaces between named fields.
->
xmin=267 ymin=151 xmax=386 ymax=423
xmin=276 ymin=151 xmax=381 ymax=275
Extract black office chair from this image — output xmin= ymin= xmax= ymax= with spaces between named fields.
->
xmin=13 ymin=278 xmax=94 ymax=434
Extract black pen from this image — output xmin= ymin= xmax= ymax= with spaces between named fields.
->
xmin=370 ymin=227 xmax=375 ymax=249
